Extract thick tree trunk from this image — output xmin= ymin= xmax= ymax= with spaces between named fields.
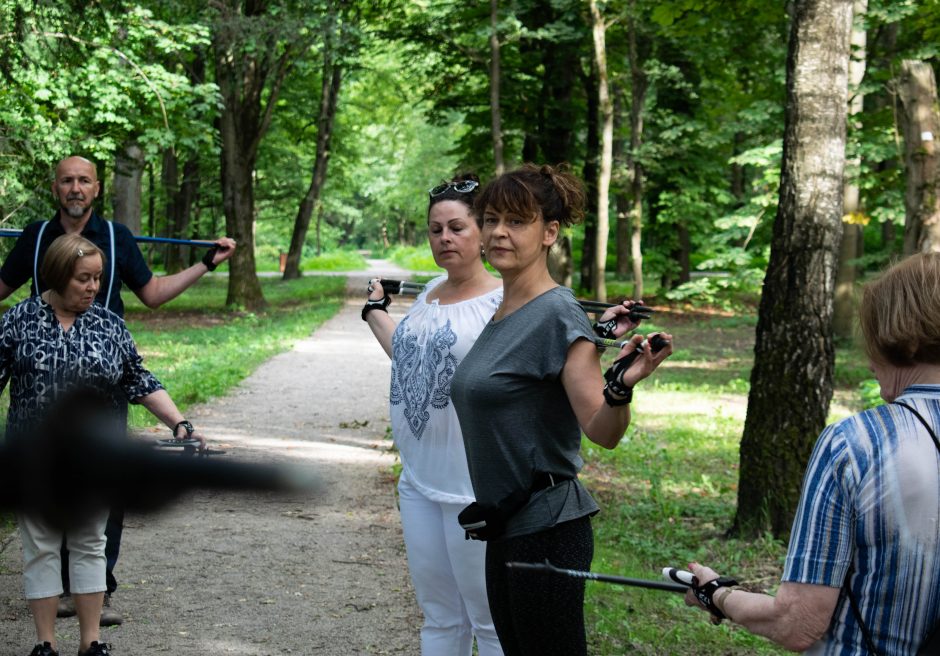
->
xmin=212 ymin=1 xmax=297 ymax=308
xmin=732 ymin=0 xmax=852 ymax=539
xmin=112 ymin=141 xmax=144 ymax=234
xmin=283 ymin=18 xmax=342 ymax=281
xmin=489 ymin=0 xmax=504 ymax=175
xmin=590 ymin=0 xmax=612 ymax=302
xmin=833 ymin=0 xmax=868 ymax=339
xmin=897 ymin=60 xmax=940 ymax=254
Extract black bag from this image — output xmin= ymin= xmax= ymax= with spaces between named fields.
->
xmin=458 ymin=488 xmax=531 ymax=541
xmin=919 ymin=624 xmax=940 ymax=656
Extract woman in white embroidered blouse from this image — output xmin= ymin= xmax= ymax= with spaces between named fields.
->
xmin=363 ymin=174 xmax=503 ymax=656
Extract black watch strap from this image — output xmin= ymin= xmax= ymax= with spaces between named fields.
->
xmin=693 ymin=576 xmax=739 ymax=619
xmin=174 ymin=420 xmax=194 ymax=438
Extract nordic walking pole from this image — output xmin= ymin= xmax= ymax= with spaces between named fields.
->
xmin=0 ymin=229 xmax=216 ymax=248
xmin=506 ymin=560 xmax=690 ymax=593
xmin=376 ymin=279 xmax=654 ymax=322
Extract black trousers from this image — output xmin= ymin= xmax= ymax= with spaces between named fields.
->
xmin=485 ymin=516 xmax=594 ymax=656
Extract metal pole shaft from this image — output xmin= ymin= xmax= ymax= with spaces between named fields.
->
xmin=506 ymin=561 xmax=688 ymax=593
xmin=0 ymin=229 xmax=216 ymax=248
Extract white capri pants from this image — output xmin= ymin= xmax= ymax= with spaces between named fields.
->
xmin=18 ymin=511 xmax=108 ymax=600
xmin=398 ymin=474 xmax=503 ymax=656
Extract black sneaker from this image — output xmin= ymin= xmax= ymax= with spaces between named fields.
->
xmin=76 ymin=643 xmax=111 ymax=656
xmin=28 ymin=643 xmax=59 ymax=656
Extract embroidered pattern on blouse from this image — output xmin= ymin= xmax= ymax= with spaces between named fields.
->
xmin=390 ymin=315 xmax=458 ymax=440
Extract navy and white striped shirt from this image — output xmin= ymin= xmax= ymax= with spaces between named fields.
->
xmin=784 ymin=385 xmax=940 ymax=655
xmin=0 ymin=296 xmax=163 ymax=438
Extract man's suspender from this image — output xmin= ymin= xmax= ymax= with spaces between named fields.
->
xmin=33 ymin=220 xmax=117 ymax=308
xmin=32 ymin=221 xmax=49 ymax=296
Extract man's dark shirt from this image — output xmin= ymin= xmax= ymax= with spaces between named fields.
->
xmin=0 ymin=212 xmax=153 ymax=317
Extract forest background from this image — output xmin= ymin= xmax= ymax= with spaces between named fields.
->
xmin=1 ymin=0 xmax=939 ymax=652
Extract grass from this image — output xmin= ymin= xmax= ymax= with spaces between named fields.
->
xmin=383 ymin=244 xmax=441 ymax=272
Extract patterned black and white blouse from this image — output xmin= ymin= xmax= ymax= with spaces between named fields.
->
xmin=0 ymin=296 xmax=163 ymax=438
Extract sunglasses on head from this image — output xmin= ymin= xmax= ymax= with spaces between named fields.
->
xmin=429 ymin=180 xmax=479 ymax=197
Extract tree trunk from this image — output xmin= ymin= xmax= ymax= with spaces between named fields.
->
xmin=590 ymin=0 xmax=612 ymax=302
xmin=283 ymin=7 xmax=342 ymax=280
xmin=489 ymin=0 xmax=504 ymax=175
xmin=548 ymin=237 xmax=573 ymax=288
xmin=163 ymin=150 xmax=201 ymax=274
xmin=732 ymin=0 xmax=853 ymax=539
xmin=897 ymin=60 xmax=940 ymax=254
xmin=672 ymin=223 xmax=691 ymax=286
xmin=580 ymin=59 xmax=599 ymax=293
xmin=112 ymin=141 xmax=144 ymax=234
xmin=212 ymin=1 xmax=298 ymax=309
xmin=614 ymin=85 xmax=631 ymax=279
xmin=627 ymin=1 xmax=647 ymax=300
xmin=833 ymin=0 xmax=868 ymax=339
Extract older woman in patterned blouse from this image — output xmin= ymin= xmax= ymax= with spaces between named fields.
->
xmin=1 ymin=234 xmax=206 ymax=656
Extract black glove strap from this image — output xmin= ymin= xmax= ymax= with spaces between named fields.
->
xmin=603 ymin=353 xmax=636 ymax=404
xmin=202 ymin=246 xmax=219 ymax=271
xmin=693 ymin=576 xmax=739 ymax=620
xmin=361 ymin=295 xmax=391 ymax=321
xmin=603 ymin=383 xmax=632 ymax=406
xmin=174 ymin=420 xmax=194 ymax=438
xmin=593 ymin=318 xmax=617 ymax=341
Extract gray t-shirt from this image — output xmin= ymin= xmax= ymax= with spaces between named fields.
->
xmin=451 ymin=286 xmax=600 ymax=540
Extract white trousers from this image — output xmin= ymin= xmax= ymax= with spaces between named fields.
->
xmin=398 ymin=475 xmax=503 ymax=656
xmin=18 ymin=511 xmax=108 ymax=599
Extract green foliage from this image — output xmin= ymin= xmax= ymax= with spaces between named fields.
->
xmin=300 ymin=249 xmax=368 ymax=271
xmin=858 ymin=379 xmax=884 ymax=410
xmin=384 ymin=244 xmax=441 ymax=273
xmin=0 ymin=0 xmax=218 ymax=227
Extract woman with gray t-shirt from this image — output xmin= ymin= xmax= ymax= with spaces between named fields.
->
xmin=451 ymin=164 xmax=673 ymax=656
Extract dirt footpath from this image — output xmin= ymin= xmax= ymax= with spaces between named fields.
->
xmin=0 ymin=266 xmax=422 ymax=655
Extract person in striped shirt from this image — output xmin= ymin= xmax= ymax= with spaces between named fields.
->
xmin=684 ymin=252 xmax=940 ymax=655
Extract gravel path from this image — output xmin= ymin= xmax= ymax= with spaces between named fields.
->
xmin=0 ymin=263 xmax=423 ymax=656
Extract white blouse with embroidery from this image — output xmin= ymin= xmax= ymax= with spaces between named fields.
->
xmin=389 ymin=275 xmax=501 ymax=504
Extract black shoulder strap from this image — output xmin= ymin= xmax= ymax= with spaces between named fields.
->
xmin=894 ymin=400 xmax=940 ymax=454
xmin=843 ymin=401 xmax=940 ymax=656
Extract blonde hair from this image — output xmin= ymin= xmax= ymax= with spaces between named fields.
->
xmin=40 ymin=234 xmax=106 ymax=295
xmin=858 ymin=252 xmax=940 ymax=366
